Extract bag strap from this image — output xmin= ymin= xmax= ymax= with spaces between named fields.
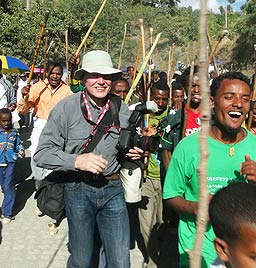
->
xmin=80 ymin=93 xmax=121 ymax=153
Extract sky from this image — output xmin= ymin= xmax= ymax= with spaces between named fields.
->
xmin=178 ymin=0 xmax=247 ymax=13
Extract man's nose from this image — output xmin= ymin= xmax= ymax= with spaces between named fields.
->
xmin=98 ymin=77 xmax=105 ymax=84
xmin=233 ymin=96 xmax=243 ymax=107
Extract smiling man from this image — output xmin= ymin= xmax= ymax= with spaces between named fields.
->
xmin=33 ymin=50 xmax=143 ymax=268
xmin=163 ymin=72 xmax=256 ymax=268
xmin=17 ymin=63 xmax=72 ymax=232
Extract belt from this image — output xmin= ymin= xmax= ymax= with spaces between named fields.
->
xmin=82 ymin=172 xmax=120 ymax=181
xmin=75 ymin=171 xmax=120 ymax=188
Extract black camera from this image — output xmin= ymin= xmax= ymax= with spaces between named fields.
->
xmin=116 ymin=101 xmax=160 ymax=154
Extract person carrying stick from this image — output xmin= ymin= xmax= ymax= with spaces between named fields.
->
xmin=163 ymin=72 xmax=256 ymax=268
xmin=17 ymin=63 xmax=72 ymax=233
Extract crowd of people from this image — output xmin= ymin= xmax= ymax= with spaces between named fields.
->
xmin=0 ymin=52 xmax=256 ymax=268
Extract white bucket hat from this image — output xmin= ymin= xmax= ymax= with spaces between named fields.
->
xmin=75 ymin=50 xmax=121 ymax=80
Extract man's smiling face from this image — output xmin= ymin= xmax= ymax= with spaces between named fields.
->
xmin=211 ymin=79 xmax=251 ymax=132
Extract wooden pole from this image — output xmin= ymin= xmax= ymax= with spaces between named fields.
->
xmin=65 ymin=30 xmax=69 ymax=85
xmin=247 ymin=72 xmax=256 ymax=130
xmin=190 ymin=0 xmax=211 ymax=267
xmin=208 ymin=29 xmax=228 ymax=66
xmin=147 ymin=27 xmax=154 ymax=87
xmin=118 ymin=24 xmax=127 ymax=70
xmin=27 ymin=11 xmax=50 ymax=87
xmin=42 ymin=36 xmax=48 ymax=80
xmin=167 ymin=43 xmax=176 ymax=107
xmin=75 ymin=0 xmax=108 ymax=56
xmin=145 ymin=27 xmax=154 ymax=127
xmin=182 ymin=62 xmax=194 ymax=138
xmin=207 ymin=31 xmax=219 ymax=75
xmin=125 ymin=33 xmax=162 ymax=105
xmin=139 ymin=18 xmax=147 ymax=100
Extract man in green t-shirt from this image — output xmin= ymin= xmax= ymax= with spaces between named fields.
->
xmin=139 ymin=80 xmax=169 ymax=268
xmin=163 ymin=72 xmax=256 ymax=268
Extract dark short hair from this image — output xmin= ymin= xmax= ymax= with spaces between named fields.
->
xmin=172 ymin=81 xmax=184 ymax=91
xmin=151 ymin=80 xmax=170 ymax=92
xmin=210 ymin=72 xmax=251 ymax=97
xmin=159 ymin=71 xmax=167 ymax=80
xmin=0 ymin=108 xmax=12 ymax=117
xmin=180 ymin=65 xmax=199 ymax=88
xmin=46 ymin=63 xmax=63 ymax=75
xmin=209 ymin=182 xmax=256 ymax=243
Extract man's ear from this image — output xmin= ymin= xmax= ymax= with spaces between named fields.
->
xmin=213 ymin=237 xmax=230 ymax=263
xmin=210 ymin=96 xmax=215 ymax=108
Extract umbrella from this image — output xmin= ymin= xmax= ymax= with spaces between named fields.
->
xmin=0 ymin=55 xmax=30 ymax=74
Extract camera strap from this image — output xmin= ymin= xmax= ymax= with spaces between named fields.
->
xmin=80 ymin=92 xmax=121 ymax=153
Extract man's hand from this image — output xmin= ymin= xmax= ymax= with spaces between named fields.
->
xmin=141 ymin=125 xmax=157 ymax=136
xmin=21 ymin=86 xmax=30 ymax=99
xmin=8 ymin=103 xmax=16 ymax=111
xmin=172 ymin=101 xmax=182 ymax=111
xmin=74 ymin=153 xmax=108 ymax=174
xmin=69 ymin=54 xmax=80 ymax=68
xmin=240 ymin=155 xmax=256 ymax=183
xmin=126 ymin=146 xmax=144 ymax=160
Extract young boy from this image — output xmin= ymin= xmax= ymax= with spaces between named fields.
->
xmin=209 ymin=182 xmax=256 ymax=268
xmin=0 ymin=108 xmax=24 ymax=224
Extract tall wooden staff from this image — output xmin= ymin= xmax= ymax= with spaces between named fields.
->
xmin=125 ymin=33 xmax=162 ymax=105
xmin=75 ymin=0 xmax=108 ymax=57
xmin=182 ymin=61 xmax=194 ymax=138
xmin=65 ymin=30 xmax=69 ymax=85
xmin=207 ymin=31 xmax=219 ymax=75
xmin=190 ymin=0 xmax=211 ymax=267
xmin=118 ymin=24 xmax=127 ymax=69
xmin=27 ymin=11 xmax=50 ymax=87
xmin=145 ymin=27 xmax=154 ymax=127
xmin=42 ymin=36 xmax=48 ymax=80
xmin=208 ymin=29 xmax=228 ymax=66
xmin=147 ymin=27 xmax=154 ymax=88
xmin=132 ymin=37 xmax=142 ymax=84
xmin=139 ymin=18 xmax=147 ymax=100
xmin=167 ymin=43 xmax=176 ymax=107
xmin=247 ymin=75 xmax=256 ymax=130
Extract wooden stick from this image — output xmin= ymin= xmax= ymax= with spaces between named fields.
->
xmin=65 ymin=30 xmax=69 ymax=85
xmin=167 ymin=43 xmax=176 ymax=107
xmin=182 ymin=61 xmax=194 ymax=138
xmin=147 ymin=27 xmax=154 ymax=88
xmin=145 ymin=27 xmax=153 ymax=127
xmin=75 ymin=0 xmax=108 ymax=56
xmin=139 ymin=18 xmax=147 ymax=100
xmin=118 ymin=24 xmax=127 ymax=69
xmin=247 ymin=72 xmax=256 ymax=130
xmin=208 ymin=29 xmax=228 ymax=65
xmin=132 ymin=37 xmax=142 ymax=84
xmin=207 ymin=31 xmax=219 ymax=75
xmin=125 ymin=33 xmax=162 ymax=105
xmin=42 ymin=36 xmax=48 ymax=80
xmin=190 ymin=0 xmax=211 ymax=267
xmin=27 ymin=11 xmax=50 ymax=87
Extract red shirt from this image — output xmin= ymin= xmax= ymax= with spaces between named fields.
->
xmin=185 ymin=108 xmax=201 ymax=136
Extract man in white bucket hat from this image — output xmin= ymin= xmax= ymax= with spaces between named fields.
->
xmin=34 ymin=50 xmax=143 ymax=268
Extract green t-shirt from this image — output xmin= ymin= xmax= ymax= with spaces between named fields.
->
xmin=163 ymin=130 xmax=256 ymax=268
xmin=147 ymin=107 xmax=169 ymax=180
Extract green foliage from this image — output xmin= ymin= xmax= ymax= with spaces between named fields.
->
xmin=0 ymin=0 xmax=254 ymax=71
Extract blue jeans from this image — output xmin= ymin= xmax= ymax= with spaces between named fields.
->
xmin=65 ymin=179 xmax=130 ymax=268
xmin=0 ymin=163 xmax=16 ymax=217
